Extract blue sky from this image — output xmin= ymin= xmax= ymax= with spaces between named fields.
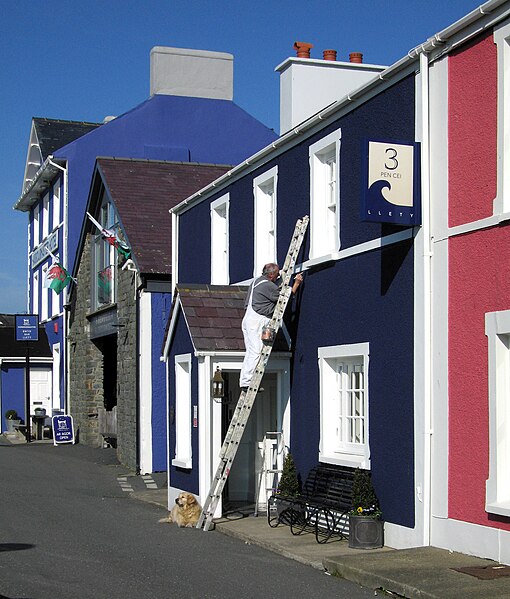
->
xmin=0 ymin=0 xmax=481 ymax=313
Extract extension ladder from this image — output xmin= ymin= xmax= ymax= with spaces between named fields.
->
xmin=253 ymin=431 xmax=285 ymax=517
xmin=197 ymin=216 xmax=309 ymax=531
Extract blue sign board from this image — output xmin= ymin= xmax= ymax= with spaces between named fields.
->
xmin=15 ymin=314 xmax=39 ymax=342
xmin=361 ymin=139 xmax=421 ymax=226
xmin=52 ymin=415 xmax=75 ymax=445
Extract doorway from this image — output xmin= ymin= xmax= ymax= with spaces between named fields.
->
xmin=221 ymin=373 xmax=278 ymax=511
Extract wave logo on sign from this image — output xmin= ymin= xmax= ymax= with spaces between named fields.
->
xmin=361 ymin=140 xmax=421 ymax=226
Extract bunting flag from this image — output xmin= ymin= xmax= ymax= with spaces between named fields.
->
xmin=87 ymin=212 xmax=131 ymax=259
xmin=44 ymin=252 xmax=73 ymax=294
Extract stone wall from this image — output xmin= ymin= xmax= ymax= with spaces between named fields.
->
xmin=68 ymin=234 xmax=139 ymax=470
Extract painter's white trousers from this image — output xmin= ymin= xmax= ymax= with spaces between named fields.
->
xmin=239 ymin=282 xmax=270 ymax=388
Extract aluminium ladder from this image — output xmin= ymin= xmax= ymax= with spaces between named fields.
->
xmin=197 ymin=216 xmax=309 ymax=531
xmin=253 ymin=431 xmax=285 ymax=517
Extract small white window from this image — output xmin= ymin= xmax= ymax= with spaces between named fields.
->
xmin=494 ymin=20 xmax=510 ymax=214
xmin=253 ymin=166 xmax=277 ymax=276
xmin=485 ymin=310 xmax=510 ymax=516
xmin=172 ymin=354 xmax=192 ymax=469
xmin=53 ymin=181 xmax=61 ymax=230
xmin=309 ymin=129 xmax=341 ymax=259
xmin=42 ymin=192 xmax=50 ymax=240
xmin=32 ymin=271 xmax=39 ymax=317
xmin=318 ymin=343 xmax=369 ymax=468
xmin=210 ymin=194 xmax=229 ymax=285
xmin=33 ymin=204 xmax=40 ymax=247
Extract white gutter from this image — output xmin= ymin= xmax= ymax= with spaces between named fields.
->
xmin=420 ymin=51 xmax=433 ymax=547
xmin=171 ymin=0 xmax=510 ymax=216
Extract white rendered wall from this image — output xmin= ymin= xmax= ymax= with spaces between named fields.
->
xmin=150 ymin=46 xmax=233 ymax=100
xmin=276 ymin=58 xmax=386 ymax=134
xmin=138 ymin=291 xmax=153 ymax=474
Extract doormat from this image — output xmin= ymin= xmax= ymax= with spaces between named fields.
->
xmin=452 ymin=565 xmax=510 ymax=580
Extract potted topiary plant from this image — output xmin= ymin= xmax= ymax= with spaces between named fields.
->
xmin=348 ymin=467 xmax=384 ymax=549
xmin=4 ymin=409 xmax=21 ymax=433
xmin=268 ymin=452 xmax=301 ymax=527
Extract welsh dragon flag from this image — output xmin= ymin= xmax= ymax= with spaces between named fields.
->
xmin=86 ymin=212 xmax=131 ymax=259
xmin=44 ymin=253 xmax=73 ymax=294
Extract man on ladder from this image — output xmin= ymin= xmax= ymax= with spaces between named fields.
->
xmin=240 ymin=262 xmax=303 ymax=392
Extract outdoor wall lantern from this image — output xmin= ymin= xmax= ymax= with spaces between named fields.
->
xmin=212 ymin=367 xmax=224 ymax=402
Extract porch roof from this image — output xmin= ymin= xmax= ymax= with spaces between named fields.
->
xmin=175 ymin=284 xmax=289 ymax=353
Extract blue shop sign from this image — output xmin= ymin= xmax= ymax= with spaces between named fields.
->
xmin=15 ymin=314 xmax=39 ymax=342
xmin=52 ymin=415 xmax=75 ymax=445
xmin=361 ymin=139 xmax=421 ymax=226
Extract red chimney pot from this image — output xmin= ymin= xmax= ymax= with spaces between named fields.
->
xmin=323 ymin=49 xmax=337 ymax=61
xmin=349 ymin=52 xmax=363 ymax=64
xmin=293 ymin=41 xmax=313 ymax=58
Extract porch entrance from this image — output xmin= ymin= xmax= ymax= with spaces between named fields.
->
xmin=221 ymin=372 xmax=278 ymax=512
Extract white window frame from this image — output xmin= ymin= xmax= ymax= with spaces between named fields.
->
xmin=172 ymin=353 xmax=192 ymax=469
xmin=52 ymin=343 xmax=61 ymax=413
xmin=210 ymin=194 xmax=229 ymax=285
xmin=42 ymin=192 xmax=50 ymax=240
xmin=494 ymin=19 xmax=510 ymax=214
xmin=309 ymin=129 xmax=341 ymax=260
xmin=318 ymin=342 xmax=370 ymax=468
xmin=253 ymin=166 xmax=278 ymax=276
xmin=52 ymin=181 xmax=61 ymax=230
xmin=33 ymin=204 xmax=40 ymax=247
xmin=485 ymin=309 xmax=510 ymax=516
xmin=91 ymin=195 xmax=119 ymax=310
xmin=32 ymin=271 xmax=39 ymax=317
xmin=41 ymin=264 xmax=48 ymax=322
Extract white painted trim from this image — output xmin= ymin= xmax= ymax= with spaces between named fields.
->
xmin=384 ymin=521 xmax=427 ymax=549
xmin=298 ymin=228 xmax=414 ymax=272
xmin=198 ymin=356 xmax=211 ymax=509
xmin=51 ymin=343 xmax=61 ymax=414
xmin=172 ymin=353 xmax=192 ymax=468
xmin=431 ymin=515 xmax=510 ymax=565
xmin=253 ymin=166 xmax=278 ymax=276
xmin=162 ymin=295 xmax=181 ymax=360
xmin=138 ymin=291 xmax=153 ymax=474
xmin=171 ymin=211 xmax=178 ymax=295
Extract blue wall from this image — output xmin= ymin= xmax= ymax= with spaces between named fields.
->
xmin=1 ymin=364 xmax=26 ymax=431
xmin=151 ymin=292 xmax=172 ymax=472
xmin=176 ymin=75 xmax=417 ymax=528
xmin=53 ymin=94 xmax=277 ymax=276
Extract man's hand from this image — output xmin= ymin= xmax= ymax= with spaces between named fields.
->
xmin=291 ymin=273 xmax=304 ymax=294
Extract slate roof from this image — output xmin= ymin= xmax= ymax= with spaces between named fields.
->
xmin=0 ymin=315 xmax=52 ymax=358
xmin=175 ymin=284 xmax=289 ymax=353
xmin=95 ymin=158 xmax=231 ymax=275
xmin=33 ymin=117 xmax=101 ymax=160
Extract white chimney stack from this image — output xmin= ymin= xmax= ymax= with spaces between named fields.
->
xmin=150 ymin=46 xmax=234 ymax=100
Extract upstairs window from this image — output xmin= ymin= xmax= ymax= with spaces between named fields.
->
xmin=309 ymin=129 xmax=341 ymax=260
xmin=210 ymin=194 xmax=229 ymax=285
xmin=42 ymin=192 xmax=50 ymax=240
xmin=91 ymin=194 xmax=121 ymax=310
xmin=52 ymin=181 xmax=61 ymax=230
xmin=33 ymin=204 xmax=40 ymax=248
xmin=253 ymin=167 xmax=277 ymax=276
xmin=319 ymin=343 xmax=370 ymax=468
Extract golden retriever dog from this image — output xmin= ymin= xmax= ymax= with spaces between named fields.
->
xmin=159 ymin=492 xmax=202 ymax=528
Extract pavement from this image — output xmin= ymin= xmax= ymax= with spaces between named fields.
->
xmin=132 ymin=485 xmax=510 ymax=599
xmin=3 ymin=434 xmax=509 ymax=598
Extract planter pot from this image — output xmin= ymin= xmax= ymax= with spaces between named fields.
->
xmin=348 ymin=514 xmax=384 ymax=549
xmin=6 ymin=419 xmax=21 ymax=433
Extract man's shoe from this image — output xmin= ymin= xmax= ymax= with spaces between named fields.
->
xmin=241 ymin=387 xmax=248 ymax=393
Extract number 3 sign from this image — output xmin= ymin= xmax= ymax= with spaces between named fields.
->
xmin=361 ymin=140 xmax=421 ymax=226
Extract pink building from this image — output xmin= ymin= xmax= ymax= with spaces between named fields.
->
xmin=430 ymin=1 xmax=510 ymax=564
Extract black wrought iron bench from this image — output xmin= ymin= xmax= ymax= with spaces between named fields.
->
xmin=267 ymin=463 xmax=355 ymax=543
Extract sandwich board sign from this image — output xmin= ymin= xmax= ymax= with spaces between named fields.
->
xmin=52 ymin=415 xmax=75 ymax=445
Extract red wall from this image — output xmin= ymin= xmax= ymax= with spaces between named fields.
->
xmin=448 ymin=31 xmax=510 ymax=529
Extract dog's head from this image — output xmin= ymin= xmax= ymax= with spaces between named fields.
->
xmin=175 ymin=492 xmax=197 ymax=510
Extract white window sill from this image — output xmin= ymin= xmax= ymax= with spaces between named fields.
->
xmin=172 ymin=458 xmax=192 ymax=469
xmin=486 ymin=501 xmax=510 ymax=518
xmin=319 ymin=452 xmax=370 ymax=470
